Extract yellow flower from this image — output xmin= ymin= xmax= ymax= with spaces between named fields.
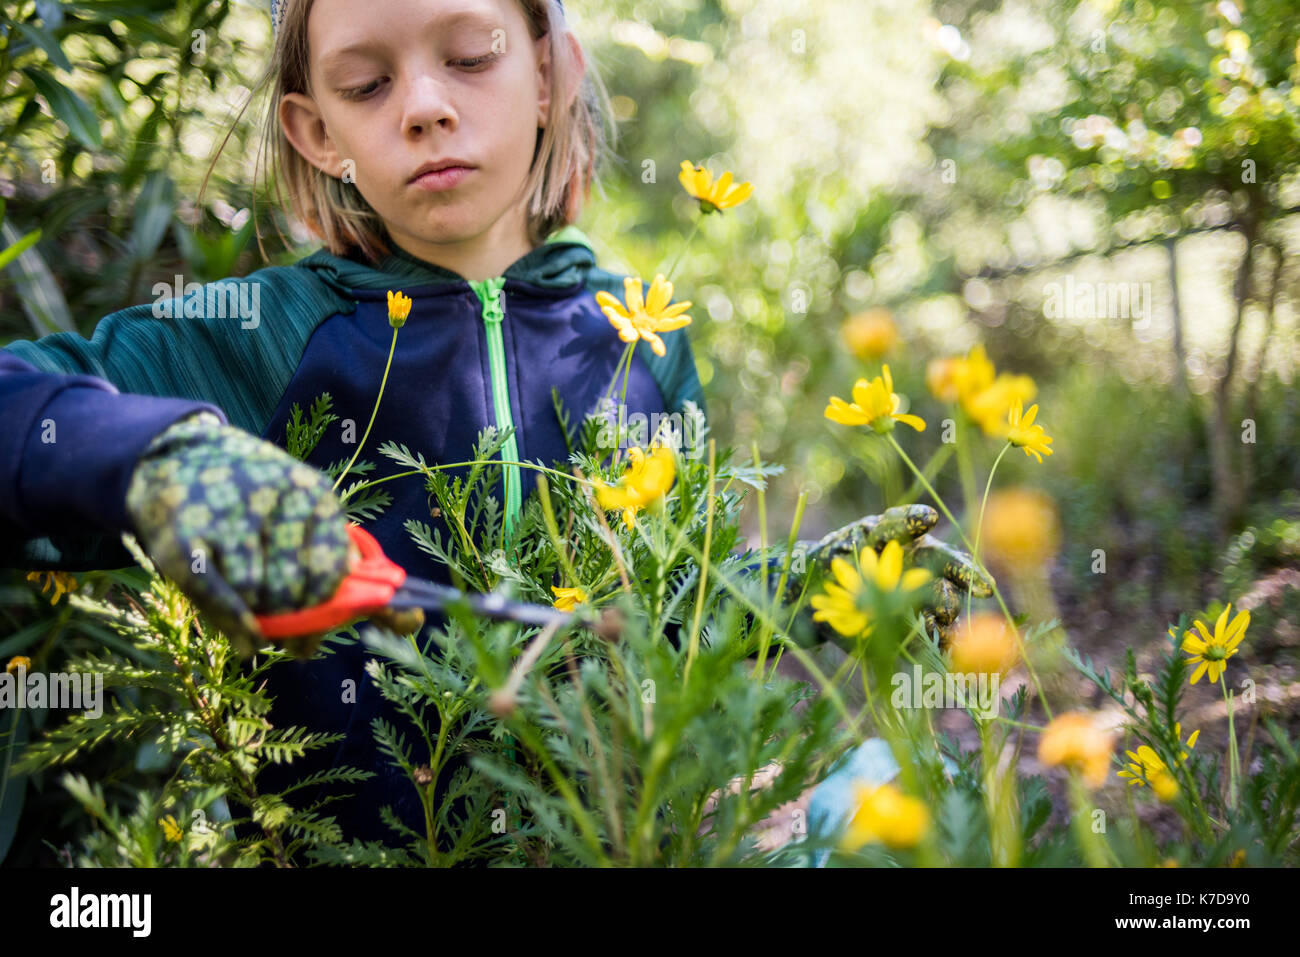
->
xmin=159 ymin=815 xmax=184 ymax=843
xmin=948 ymin=612 xmax=1019 ymax=676
xmin=926 ymin=357 xmax=962 ymax=402
xmin=810 ymin=540 xmax=931 ymax=639
xmin=595 ymin=274 xmax=693 ymax=358
xmin=824 ymin=364 xmax=926 ymax=434
xmin=25 ymin=570 xmax=77 ymax=605
xmin=386 ymin=289 xmax=412 ymax=328
xmin=1179 ymin=604 xmax=1249 ymax=685
xmin=978 ymin=487 xmax=1061 ymax=575
xmin=678 ymin=160 xmax=753 ymax=213
xmin=841 ymin=782 xmax=931 ymax=851
xmin=1006 ymin=398 xmax=1054 ymax=463
xmin=6 ymin=655 xmax=32 ymax=675
xmin=1038 ymin=712 xmax=1114 ymax=789
xmin=841 ymin=308 xmax=898 ymax=361
xmin=550 ymin=586 xmax=588 ymax=612
xmin=594 ymin=445 xmax=677 ymax=525
xmin=1118 ymin=748 xmax=1177 ymax=800
xmin=1117 ymin=726 xmax=1198 ymax=802
xmin=952 ymin=345 xmax=1036 ymax=437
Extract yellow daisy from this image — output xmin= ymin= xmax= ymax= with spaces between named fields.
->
xmin=824 ymin=365 xmax=926 ymax=434
xmin=387 ymin=289 xmax=412 ymax=328
xmin=594 ymin=444 xmax=677 ymax=526
xmin=25 ymin=570 xmax=77 ymax=605
xmin=678 ymin=160 xmax=754 ymax=213
xmin=1179 ymin=604 xmax=1249 ymax=685
xmin=841 ymin=308 xmax=898 ymax=361
xmin=925 ymin=357 xmax=962 ymax=402
xmin=952 ymin=345 xmax=1037 ymax=437
xmin=841 ymin=782 xmax=931 ymax=851
xmin=978 ymin=487 xmax=1062 ymax=575
xmin=1117 ymin=724 xmax=1199 ymax=802
xmin=948 ymin=611 xmax=1019 ymax=676
xmin=810 ymin=540 xmax=931 ymax=639
xmin=160 ymin=815 xmax=184 ymax=843
xmin=1006 ymin=398 xmax=1054 ymax=463
xmin=550 ymin=586 xmax=588 ymax=612
xmin=595 ymin=275 xmax=693 ymax=358
xmin=1038 ymin=712 xmax=1114 ymax=789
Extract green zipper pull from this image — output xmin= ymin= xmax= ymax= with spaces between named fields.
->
xmin=467 ymin=277 xmax=522 ymax=538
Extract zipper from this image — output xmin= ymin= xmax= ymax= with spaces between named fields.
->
xmin=467 ymin=277 xmax=522 ymax=537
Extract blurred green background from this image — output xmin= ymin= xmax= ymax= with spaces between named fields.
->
xmin=1 ymin=0 xmax=1298 ymax=671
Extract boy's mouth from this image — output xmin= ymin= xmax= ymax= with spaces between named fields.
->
xmin=409 ymin=160 xmax=476 ymax=191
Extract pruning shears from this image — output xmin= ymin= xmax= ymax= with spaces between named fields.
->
xmin=254 ymin=524 xmax=614 ymax=640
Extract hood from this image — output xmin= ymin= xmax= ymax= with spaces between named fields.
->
xmin=292 ymin=224 xmax=600 ymax=296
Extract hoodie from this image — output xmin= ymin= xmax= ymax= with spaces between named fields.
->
xmin=0 ymin=225 xmax=710 ymax=843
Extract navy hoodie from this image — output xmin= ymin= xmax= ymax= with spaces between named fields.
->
xmin=0 ymin=225 xmax=715 ymax=846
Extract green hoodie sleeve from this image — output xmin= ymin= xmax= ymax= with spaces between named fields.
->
xmin=3 ymin=264 xmax=353 ymax=436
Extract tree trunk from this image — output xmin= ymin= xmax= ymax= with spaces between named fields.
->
xmin=1241 ymin=243 xmax=1285 ymax=495
xmin=1166 ymin=238 xmax=1191 ymax=399
xmin=1206 ymin=224 xmax=1257 ymax=533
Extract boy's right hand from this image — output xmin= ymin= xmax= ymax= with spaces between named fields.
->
xmin=124 ymin=411 xmax=352 ymax=654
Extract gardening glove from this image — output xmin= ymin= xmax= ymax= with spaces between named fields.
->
xmin=761 ymin=504 xmax=995 ymax=651
xmin=124 ymin=411 xmax=352 ymax=658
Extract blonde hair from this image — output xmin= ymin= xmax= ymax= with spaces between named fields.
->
xmin=201 ymin=0 xmax=616 ymax=264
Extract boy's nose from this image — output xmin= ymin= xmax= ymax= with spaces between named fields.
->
xmin=401 ymin=74 xmax=459 ymax=136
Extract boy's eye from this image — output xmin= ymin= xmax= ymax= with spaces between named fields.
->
xmin=452 ymin=52 xmax=500 ymax=70
xmin=339 ymin=78 xmax=384 ymax=101
xmin=337 ymin=53 xmax=499 ymax=101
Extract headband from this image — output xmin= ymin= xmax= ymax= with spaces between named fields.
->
xmin=270 ymin=0 xmax=565 ymax=39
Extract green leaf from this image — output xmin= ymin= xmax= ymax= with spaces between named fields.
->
xmin=14 ymin=22 xmax=73 ymax=73
xmin=21 ymin=66 xmax=102 ymax=149
xmin=128 ymin=171 xmax=176 ymax=262
xmin=0 ymin=227 xmax=41 ymax=272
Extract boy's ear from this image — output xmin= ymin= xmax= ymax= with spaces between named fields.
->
xmin=536 ymin=27 xmax=586 ymax=128
xmin=280 ymin=93 xmax=345 ymax=178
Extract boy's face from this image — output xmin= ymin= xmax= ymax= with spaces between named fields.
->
xmin=281 ymin=0 xmax=551 ymax=260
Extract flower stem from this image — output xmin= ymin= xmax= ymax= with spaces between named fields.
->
xmin=973 ymin=443 xmax=1011 ymax=563
xmin=968 ymin=442 xmax=1011 ymax=620
xmin=620 ymin=342 xmax=634 ymax=412
xmin=1066 ymin=773 xmax=1113 ymax=868
xmin=1220 ymin=671 xmax=1240 ymax=810
xmin=601 ymin=342 xmax=635 ymax=407
xmin=334 ymin=325 xmax=399 ymax=492
xmin=684 ymin=440 xmax=716 ymax=685
xmin=893 ymin=441 xmax=954 ymax=507
xmin=663 ymin=217 xmax=703 ymax=283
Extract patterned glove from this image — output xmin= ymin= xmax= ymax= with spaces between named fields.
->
xmin=768 ymin=504 xmax=995 ymax=651
xmin=125 ymin=411 xmax=352 ymax=657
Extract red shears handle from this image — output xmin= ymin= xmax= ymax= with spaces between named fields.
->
xmin=255 ymin=524 xmax=406 ymax=639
